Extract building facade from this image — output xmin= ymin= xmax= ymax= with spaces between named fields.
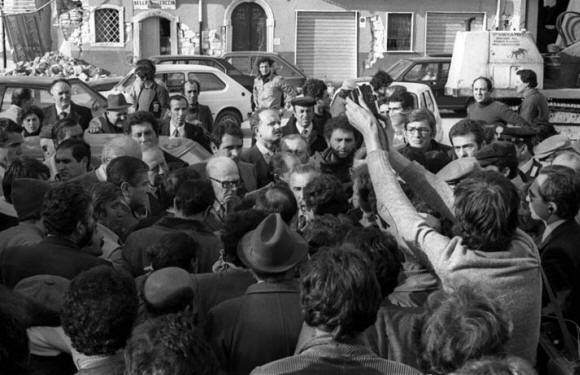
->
xmin=3 ymin=0 xmax=541 ymax=79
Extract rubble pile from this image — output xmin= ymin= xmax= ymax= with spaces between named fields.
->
xmin=2 ymin=52 xmax=110 ymax=81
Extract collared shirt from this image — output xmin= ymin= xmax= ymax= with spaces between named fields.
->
xmin=256 ymin=141 xmax=275 ymax=165
xmin=542 ymin=219 xmax=567 ymax=243
xmin=296 ymin=122 xmax=313 ymax=139
xmin=57 ymin=105 xmax=71 ymax=118
xmin=169 ymin=122 xmax=186 ymax=138
xmin=95 ymin=164 xmax=107 ymax=182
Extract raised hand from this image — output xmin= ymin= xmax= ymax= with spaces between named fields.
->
xmin=345 ymin=97 xmax=385 ymax=153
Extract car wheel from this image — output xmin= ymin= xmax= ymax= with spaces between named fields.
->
xmin=215 ymin=109 xmax=243 ymax=127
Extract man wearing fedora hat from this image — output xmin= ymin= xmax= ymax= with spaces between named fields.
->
xmin=87 ymin=93 xmax=131 ymax=134
xmin=206 ymin=213 xmax=307 ymax=375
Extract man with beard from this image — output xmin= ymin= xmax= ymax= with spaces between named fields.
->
xmin=253 ymin=57 xmax=296 ymax=110
xmin=86 ymin=94 xmax=131 ymax=134
xmin=241 ymin=108 xmax=283 ymax=188
xmin=282 ymin=96 xmax=327 ymax=155
xmin=159 ymin=95 xmax=212 ymax=153
xmin=0 ymin=182 xmax=109 ymax=287
xmin=467 ymin=77 xmax=530 ymax=128
xmin=312 ymin=115 xmax=358 ymax=184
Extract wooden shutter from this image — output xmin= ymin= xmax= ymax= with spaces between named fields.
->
xmin=296 ymin=11 xmax=357 ymax=81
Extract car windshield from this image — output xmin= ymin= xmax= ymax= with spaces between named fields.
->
xmin=385 ymin=60 xmax=414 ymax=80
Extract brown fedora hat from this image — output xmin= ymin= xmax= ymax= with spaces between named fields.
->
xmin=238 ymin=213 xmax=308 ymax=274
xmin=106 ymin=93 xmax=130 ymax=111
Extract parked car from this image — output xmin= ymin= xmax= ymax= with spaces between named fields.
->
xmin=112 ymin=64 xmax=252 ymax=127
xmin=384 ymin=56 xmax=469 ymax=113
xmin=0 ymin=76 xmax=106 ymax=116
xmin=87 ymin=76 xmax=124 ymax=97
xmin=149 ymin=55 xmax=254 ymax=92
xmin=222 ymin=51 xmax=307 ymax=90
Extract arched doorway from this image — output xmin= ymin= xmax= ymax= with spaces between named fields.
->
xmin=232 ymin=3 xmax=266 ymax=51
xmin=133 ymin=10 xmax=178 ymax=59
xmin=224 ymin=0 xmax=274 ymax=52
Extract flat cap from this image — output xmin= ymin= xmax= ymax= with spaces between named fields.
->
xmin=436 ymin=157 xmax=480 ymax=185
xmin=475 ymin=141 xmax=517 ymax=167
xmin=533 ymin=134 xmax=571 ymax=160
xmin=14 ymin=274 xmax=70 ymax=314
xmin=143 ymin=267 xmax=194 ymax=307
xmin=291 ymin=96 xmax=316 ymax=107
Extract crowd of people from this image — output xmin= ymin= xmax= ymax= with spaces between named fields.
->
xmin=0 ymin=56 xmax=577 ymax=375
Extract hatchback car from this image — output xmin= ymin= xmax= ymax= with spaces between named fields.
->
xmin=0 ymin=76 xmax=106 ymax=115
xmin=222 ymin=51 xmax=307 ymax=90
xmin=385 ymin=56 xmax=469 ymax=112
xmin=150 ymin=55 xmax=254 ymax=92
xmin=112 ymin=64 xmax=252 ymax=127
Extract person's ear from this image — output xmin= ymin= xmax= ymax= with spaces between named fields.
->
xmin=120 ymin=181 xmax=131 ymax=200
xmin=211 ymin=142 xmax=219 ymax=154
xmin=547 ymin=202 xmax=558 ymax=217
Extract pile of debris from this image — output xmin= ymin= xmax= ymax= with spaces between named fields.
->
xmin=2 ymin=52 xmax=110 ymax=81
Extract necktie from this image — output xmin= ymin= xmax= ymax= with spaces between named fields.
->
xmin=58 ymin=112 xmax=68 ymax=120
xmin=172 ymin=128 xmax=180 ymax=138
xmin=301 ymin=128 xmax=309 ymax=138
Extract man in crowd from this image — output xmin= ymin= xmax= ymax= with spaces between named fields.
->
xmin=61 ymin=265 xmax=137 ymax=374
xmin=128 ymin=59 xmax=169 ymax=118
xmin=252 ymin=246 xmax=422 ymax=375
xmin=55 ymin=139 xmax=91 ymax=182
xmin=346 ymin=97 xmax=541 ymax=364
xmin=73 ymin=136 xmax=142 ymax=188
xmin=206 ymin=213 xmax=307 ymax=375
xmin=312 ymin=115 xmax=358 ymax=184
xmin=0 ymin=88 xmax=32 ymax=124
xmin=124 ymin=111 xmax=187 ymax=170
xmin=302 ymin=78 xmax=331 ymax=132
xmin=282 ymin=96 xmax=327 ymax=155
xmin=43 ymin=79 xmax=92 ymax=130
xmin=515 ymin=69 xmax=549 ymax=125
xmin=280 ymin=134 xmax=310 ymax=164
xmin=206 ymin=156 xmax=241 ymax=229
xmin=467 ymin=77 xmax=530 ymax=128
xmin=527 ymin=165 xmax=580 ymax=325
xmin=449 ymin=119 xmax=485 ymax=159
xmin=183 ymin=78 xmax=214 ymax=133
xmin=386 ymin=89 xmax=414 ymax=148
xmin=87 ymin=93 xmax=131 ymax=134
xmin=160 ymin=95 xmax=212 ymax=152
xmin=123 ymin=178 xmax=221 ymax=276
xmin=253 ymin=56 xmax=296 ymax=110
xmin=399 ymin=108 xmax=451 ymax=156
xmin=0 ymin=182 xmax=109 ymax=287
xmin=0 ymin=118 xmax=24 ymax=180
xmin=241 ymin=108 xmax=282 ymax=188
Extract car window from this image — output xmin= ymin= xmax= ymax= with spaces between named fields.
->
xmin=386 ymin=59 xmax=414 ymax=80
xmin=408 ymin=92 xmax=419 ymax=109
xmin=158 ymin=73 xmax=185 ymax=93
xmin=404 ymin=63 xmax=438 ymax=81
xmin=187 ymin=73 xmax=226 ymax=91
xmin=422 ymin=91 xmax=436 ymax=113
xmin=440 ymin=62 xmax=450 ymax=80
xmin=227 ymin=56 xmax=252 ymax=75
xmin=272 ymin=57 xmax=300 ymax=78
xmin=1 ymin=87 xmax=16 ymax=111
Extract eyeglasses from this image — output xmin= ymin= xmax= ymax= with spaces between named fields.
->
xmin=406 ymin=127 xmax=431 ymax=135
xmin=209 ymin=177 xmax=241 ymax=189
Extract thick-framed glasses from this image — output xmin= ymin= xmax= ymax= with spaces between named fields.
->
xmin=406 ymin=127 xmax=431 ymax=135
xmin=209 ymin=177 xmax=241 ymax=189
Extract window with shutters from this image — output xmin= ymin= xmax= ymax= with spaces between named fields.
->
xmin=385 ymin=12 xmax=414 ymax=52
xmin=90 ymin=6 xmax=124 ymax=47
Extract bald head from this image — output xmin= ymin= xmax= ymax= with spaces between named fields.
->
xmin=206 ymin=156 xmax=240 ymax=204
xmin=143 ymin=267 xmax=194 ymax=314
xmin=101 ymin=136 xmax=142 ymax=165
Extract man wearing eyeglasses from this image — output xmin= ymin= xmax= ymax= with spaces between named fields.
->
xmin=206 ymin=156 xmax=241 ymax=230
xmin=184 ymin=79 xmax=214 ymax=133
xmin=400 ymin=108 xmax=451 ymax=155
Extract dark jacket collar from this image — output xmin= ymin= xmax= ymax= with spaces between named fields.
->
xmin=43 ymin=236 xmax=79 ymax=249
xmin=155 ymin=215 xmax=213 ymax=233
xmin=246 ymin=279 xmax=299 ymax=294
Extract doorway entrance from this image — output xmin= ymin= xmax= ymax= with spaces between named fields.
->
xmin=139 ymin=16 xmax=171 ymax=57
xmin=231 ymin=2 xmax=267 ymax=51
